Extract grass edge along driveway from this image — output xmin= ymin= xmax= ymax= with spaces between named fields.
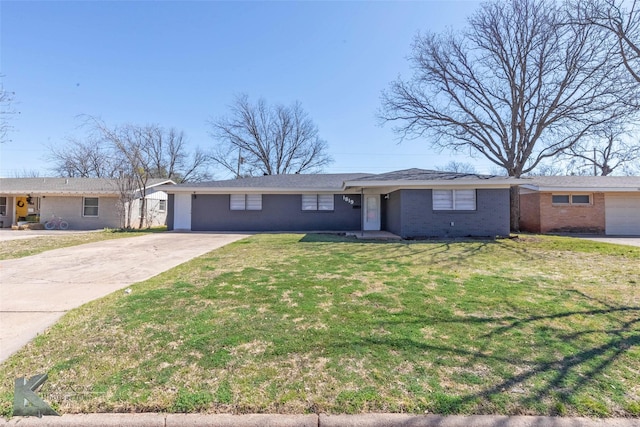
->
xmin=1 ymin=233 xmax=638 ymax=418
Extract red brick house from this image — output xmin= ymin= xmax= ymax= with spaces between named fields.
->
xmin=519 ymin=176 xmax=640 ymax=235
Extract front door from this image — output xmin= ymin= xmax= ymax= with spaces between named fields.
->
xmin=363 ymin=195 xmax=381 ymax=231
xmin=173 ymin=193 xmax=192 ymax=230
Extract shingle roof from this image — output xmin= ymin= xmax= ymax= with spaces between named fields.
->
xmin=522 ymin=175 xmax=640 ymax=190
xmin=173 ymin=173 xmax=372 ymax=191
xmin=167 ymin=169 xmax=523 ymax=193
xmin=353 ymin=168 xmax=510 ymax=182
xmin=0 ymin=178 xmax=173 ymax=194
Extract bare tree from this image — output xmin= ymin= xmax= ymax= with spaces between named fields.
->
xmin=11 ymin=169 xmax=42 ymax=178
xmin=48 ymin=136 xmax=117 ymax=178
xmin=436 ymin=161 xmax=478 ymax=174
xmin=565 ymin=127 xmax=640 ymax=175
xmin=48 ymin=117 xmax=212 ymax=228
xmin=209 ymin=95 xmax=332 ymax=177
xmin=0 ymin=78 xmax=17 ymax=144
xmin=380 ymin=0 xmax=640 ymax=230
xmin=571 ymin=0 xmax=640 ymax=82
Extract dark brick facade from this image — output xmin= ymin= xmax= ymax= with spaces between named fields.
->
xmin=383 ymin=188 xmax=511 ymax=238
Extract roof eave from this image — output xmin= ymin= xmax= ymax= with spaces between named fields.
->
xmin=344 ymin=179 xmax=521 ymax=188
xmin=521 ymin=185 xmax=640 ymax=192
xmin=167 ymin=186 xmax=348 ymax=194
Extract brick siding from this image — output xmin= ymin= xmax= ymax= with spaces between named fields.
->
xmin=538 ymin=192 xmax=605 ymax=234
xmin=520 ymin=192 xmax=541 ymax=232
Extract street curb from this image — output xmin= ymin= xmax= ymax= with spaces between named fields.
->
xmin=320 ymin=414 xmax=640 ymax=426
xmin=2 ymin=414 xmax=640 ymax=427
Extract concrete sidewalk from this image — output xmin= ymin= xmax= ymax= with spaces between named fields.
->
xmin=0 ymin=232 xmax=249 ymax=362
xmin=1 ymin=413 xmax=638 ymax=426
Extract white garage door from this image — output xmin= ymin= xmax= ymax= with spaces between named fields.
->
xmin=605 ymin=194 xmax=640 ymax=235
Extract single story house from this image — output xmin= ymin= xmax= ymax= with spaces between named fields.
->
xmin=163 ymin=169 xmax=522 ymax=238
xmin=0 ymin=178 xmax=174 ymax=230
xmin=519 ymin=176 xmax=640 ymax=235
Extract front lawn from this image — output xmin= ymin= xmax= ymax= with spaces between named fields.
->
xmin=0 ymin=234 xmax=638 ymax=417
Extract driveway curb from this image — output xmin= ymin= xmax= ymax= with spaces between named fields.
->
xmin=2 ymin=414 xmax=639 ymax=426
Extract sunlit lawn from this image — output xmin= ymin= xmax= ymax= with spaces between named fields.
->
xmin=1 ymin=233 xmax=638 ymax=417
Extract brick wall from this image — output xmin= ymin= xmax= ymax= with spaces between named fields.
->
xmin=520 ymin=192 xmax=541 ymax=232
xmin=539 ymin=192 xmax=605 ymax=234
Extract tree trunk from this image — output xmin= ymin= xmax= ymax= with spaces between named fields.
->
xmin=510 ymin=185 xmax=520 ymax=232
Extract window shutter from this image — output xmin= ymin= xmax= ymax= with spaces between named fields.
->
xmin=302 ymin=194 xmax=317 ymax=210
xmin=230 ymin=194 xmax=245 ymax=210
xmin=433 ymin=190 xmax=453 ymax=210
xmin=454 ymin=190 xmax=476 ymax=210
xmin=318 ymin=194 xmax=334 ymax=211
xmin=246 ymin=194 xmax=262 ymax=210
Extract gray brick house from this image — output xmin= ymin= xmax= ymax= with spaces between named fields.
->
xmin=164 ymin=169 xmax=521 ymax=238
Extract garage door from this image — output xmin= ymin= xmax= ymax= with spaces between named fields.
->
xmin=605 ymin=194 xmax=640 ymax=235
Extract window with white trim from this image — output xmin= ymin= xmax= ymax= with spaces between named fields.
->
xmin=83 ymin=197 xmax=99 ymax=217
xmin=302 ymin=194 xmax=334 ymax=211
xmin=230 ymin=194 xmax=262 ymax=210
xmin=552 ymin=194 xmax=591 ymax=205
xmin=433 ymin=190 xmax=476 ymax=211
xmin=159 ymin=200 xmax=167 ymax=212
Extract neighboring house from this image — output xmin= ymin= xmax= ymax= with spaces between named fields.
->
xmin=519 ymin=176 xmax=640 ymax=236
xmin=163 ymin=169 xmax=521 ymax=238
xmin=0 ymin=178 xmax=174 ymax=230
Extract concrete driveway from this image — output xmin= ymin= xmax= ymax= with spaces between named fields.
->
xmin=0 ymin=232 xmax=249 ymax=362
xmin=576 ymin=236 xmax=640 ymax=247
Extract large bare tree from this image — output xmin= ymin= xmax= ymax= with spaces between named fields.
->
xmin=571 ymin=0 xmax=640 ymax=82
xmin=208 ymin=95 xmax=332 ymax=177
xmin=380 ymin=0 xmax=640 ymax=230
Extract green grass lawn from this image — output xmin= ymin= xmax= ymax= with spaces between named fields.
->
xmin=1 ymin=233 xmax=638 ymax=417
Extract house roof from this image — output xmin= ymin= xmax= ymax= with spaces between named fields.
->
xmin=0 ymin=178 xmax=175 ymax=195
xmin=166 ymin=173 xmax=371 ymax=193
xmin=345 ymin=168 xmax=522 ymax=189
xmin=521 ymin=175 xmax=640 ymax=192
xmin=166 ymin=169 xmax=523 ymax=194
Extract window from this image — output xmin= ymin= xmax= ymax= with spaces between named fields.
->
xmin=552 ymin=195 xmax=570 ymax=204
xmin=571 ymin=195 xmax=591 ymax=204
xmin=552 ymin=194 xmax=591 ymax=205
xmin=433 ymin=190 xmax=476 ymax=211
xmin=0 ymin=197 xmax=6 ymax=216
xmin=159 ymin=200 xmax=167 ymax=212
xmin=302 ymin=194 xmax=334 ymax=211
xmin=83 ymin=197 xmax=99 ymax=217
xmin=230 ymin=194 xmax=262 ymax=210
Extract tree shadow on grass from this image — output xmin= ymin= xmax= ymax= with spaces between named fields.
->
xmin=326 ymin=294 xmax=639 ymax=415
xmin=298 ymin=233 xmax=497 ymax=263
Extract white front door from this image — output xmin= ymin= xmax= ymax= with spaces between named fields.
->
xmin=363 ymin=195 xmax=381 ymax=231
xmin=173 ymin=193 xmax=192 ymax=230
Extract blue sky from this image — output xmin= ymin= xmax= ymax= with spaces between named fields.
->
xmin=0 ymin=0 xmax=490 ymax=179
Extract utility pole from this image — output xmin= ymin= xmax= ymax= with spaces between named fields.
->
xmin=236 ymin=148 xmax=243 ymax=179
